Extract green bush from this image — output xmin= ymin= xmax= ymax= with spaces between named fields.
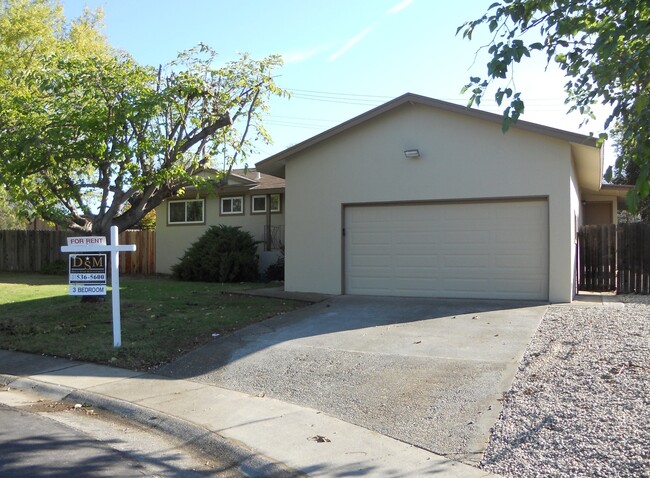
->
xmin=264 ymin=257 xmax=284 ymax=281
xmin=264 ymin=246 xmax=284 ymax=281
xmin=172 ymin=225 xmax=260 ymax=282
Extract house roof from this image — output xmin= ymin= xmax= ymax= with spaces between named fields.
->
xmin=219 ymin=168 xmax=285 ymax=193
xmin=171 ymin=168 xmax=284 ymax=198
xmin=256 ymin=92 xmax=605 ymax=192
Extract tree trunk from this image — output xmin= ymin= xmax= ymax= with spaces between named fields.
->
xmin=80 ymin=295 xmax=104 ymax=303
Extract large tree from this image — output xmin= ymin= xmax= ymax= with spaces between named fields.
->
xmin=0 ymin=0 xmax=284 ymax=236
xmin=458 ymin=0 xmax=650 ymax=212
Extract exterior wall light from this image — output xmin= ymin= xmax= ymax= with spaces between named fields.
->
xmin=404 ymin=149 xmax=420 ymax=158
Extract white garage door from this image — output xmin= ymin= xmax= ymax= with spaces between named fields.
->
xmin=344 ymin=200 xmax=548 ymax=300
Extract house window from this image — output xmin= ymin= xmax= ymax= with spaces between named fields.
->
xmin=251 ymin=194 xmax=281 ymax=214
xmin=220 ymin=196 xmax=243 ymax=215
xmin=270 ymin=194 xmax=281 ymax=212
xmin=168 ymin=199 xmax=204 ymax=224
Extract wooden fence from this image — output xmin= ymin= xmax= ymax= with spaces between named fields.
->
xmin=117 ymin=230 xmax=156 ymax=275
xmin=0 ymin=229 xmax=156 ymax=275
xmin=578 ymin=223 xmax=650 ymax=294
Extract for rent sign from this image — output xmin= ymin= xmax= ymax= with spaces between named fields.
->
xmin=67 ymin=236 xmax=107 ymax=247
xmin=69 ymin=253 xmax=107 ymax=295
xmin=61 ymin=227 xmax=136 ymax=347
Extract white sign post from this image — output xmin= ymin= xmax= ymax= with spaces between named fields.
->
xmin=61 ymin=226 xmax=136 ymax=347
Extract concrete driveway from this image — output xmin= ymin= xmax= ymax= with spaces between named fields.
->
xmin=158 ymin=295 xmax=547 ymax=464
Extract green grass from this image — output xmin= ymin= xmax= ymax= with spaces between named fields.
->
xmin=0 ymin=273 xmax=304 ymax=371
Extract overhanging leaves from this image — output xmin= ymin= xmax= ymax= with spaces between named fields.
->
xmin=458 ymin=0 xmax=650 ymax=214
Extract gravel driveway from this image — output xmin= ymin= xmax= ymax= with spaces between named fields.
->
xmin=480 ymin=295 xmax=650 ymax=477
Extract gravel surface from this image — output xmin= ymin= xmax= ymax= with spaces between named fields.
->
xmin=480 ymin=296 xmax=650 ymax=478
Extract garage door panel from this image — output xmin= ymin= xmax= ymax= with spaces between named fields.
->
xmin=442 ymin=254 xmax=491 ymax=268
xmin=345 ymin=200 xmax=549 ymax=300
xmin=396 ymin=255 xmax=442 ymax=268
xmin=394 ymin=278 xmax=443 ymax=292
xmin=494 ymin=255 xmax=544 ymax=269
xmin=441 ymin=232 xmax=492 ymax=245
xmin=395 ymin=266 xmax=446 ymax=279
xmin=394 ymin=232 xmax=440 ymax=244
xmin=351 ymin=231 xmax=392 ymax=245
xmin=352 ymin=255 xmax=391 ymax=270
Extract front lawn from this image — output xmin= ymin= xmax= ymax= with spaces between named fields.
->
xmin=0 ymin=274 xmax=303 ymax=370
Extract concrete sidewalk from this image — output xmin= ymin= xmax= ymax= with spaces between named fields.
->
xmin=0 ymin=349 xmax=499 ymax=477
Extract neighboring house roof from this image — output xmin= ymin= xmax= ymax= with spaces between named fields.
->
xmin=256 ymin=92 xmax=606 ymax=193
xmin=219 ymin=168 xmax=285 ymax=193
xmin=175 ymin=168 xmax=285 ymax=197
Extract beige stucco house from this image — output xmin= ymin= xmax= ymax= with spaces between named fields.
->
xmin=155 ymin=168 xmax=285 ymax=276
xmin=256 ymin=93 xmax=626 ymax=302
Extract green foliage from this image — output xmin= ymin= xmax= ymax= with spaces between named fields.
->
xmin=264 ymin=253 xmax=285 ymax=281
xmin=136 ymin=209 xmax=157 ymax=231
xmin=0 ymin=188 xmax=28 ymax=229
xmin=0 ymin=0 xmax=286 ymax=237
xmin=172 ymin=225 xmax=260 ymax=283
xmin=459 ymin=0 xmax=650 ymax=213
xmin=607 ymin=123 xmax=650 ymax=222
xmin=265 ymin=261 xmax=284 ymax=281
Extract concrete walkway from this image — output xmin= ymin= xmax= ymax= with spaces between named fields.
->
xmin=1 ymin=349 xmax=499 ymax=477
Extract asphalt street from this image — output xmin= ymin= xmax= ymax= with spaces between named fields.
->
xmin=0 ymin=403 xmax=151 ymax=477
xmin=0 ymin=393 xmax=244 ymax=478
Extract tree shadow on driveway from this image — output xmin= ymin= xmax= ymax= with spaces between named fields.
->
xmin=156 ymin=295 xmax=547 ymax=464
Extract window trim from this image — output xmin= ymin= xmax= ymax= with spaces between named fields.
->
xmin=251 ymin=194 xmax=282 ymax=214
xmin=167 ymin=198 xmax=205 ymax=225
xmin=220 ymin=196 xmax=244 ymax=216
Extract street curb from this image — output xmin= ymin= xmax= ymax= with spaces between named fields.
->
xmin=2 ymin=375 xmax=305 ymax=478
xmin=2 ymin=375 xmax=75 ymax=401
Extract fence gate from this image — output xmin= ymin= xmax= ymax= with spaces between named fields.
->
xmin=578 ymin=223 xmax=650 ymax=294
xmin=578 ymin=224 xmax=617 ymax=292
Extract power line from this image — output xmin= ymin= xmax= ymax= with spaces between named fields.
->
xmin=286 ymin=88 xmax=393 ymax=100
xmin=264 ymin=88 xmax=576 ymax=135
xmin=284 ymin=87 xmax=566 ymax=105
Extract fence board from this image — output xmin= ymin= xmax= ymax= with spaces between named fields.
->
xmin=0 ymin=230 xmax=155 ymax=275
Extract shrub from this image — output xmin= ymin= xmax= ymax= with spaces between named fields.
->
xmin=172 ymin=225 xmax=259 ymax=282
xmin=264 ymin=245 xmax=285 ymax=281
xmin=265 ymin=256 xmax=284 ymax=281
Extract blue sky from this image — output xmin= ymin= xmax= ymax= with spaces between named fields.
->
xmin=60 ymin=0 xmax=615 ymax=167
